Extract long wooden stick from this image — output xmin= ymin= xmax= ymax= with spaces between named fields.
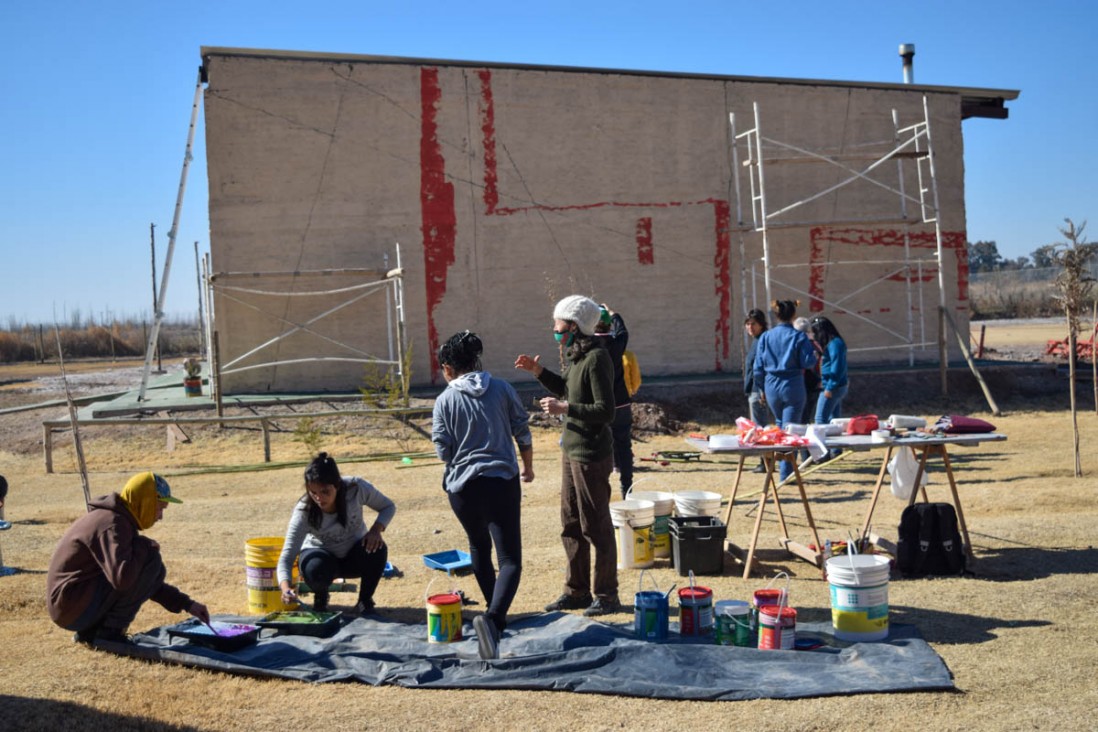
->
xmin=54 ymin=327 xmax=92 ymax=508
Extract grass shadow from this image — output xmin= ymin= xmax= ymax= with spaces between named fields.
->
xmin=0 ymin=694 xmax=204 ymax=732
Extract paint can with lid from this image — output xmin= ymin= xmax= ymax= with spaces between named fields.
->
xmin=677 ymin=571 xmax=714 ymax=636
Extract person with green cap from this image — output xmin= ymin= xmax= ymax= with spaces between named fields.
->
xmin=46 ymin=472 xmax=210 ymax=646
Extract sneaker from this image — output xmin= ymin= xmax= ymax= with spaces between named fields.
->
xmin=583 ymin=597 xmax=622 ymax=617
xmin=73 ymin=626 xmax=99 ymax=645
xmin=473 ymin=614 xmax=500 ymax=660
xmin=544 ymin=592 xmax=592 ymax=612
xmin=93 ymin=627 xmax=132 ymax=645
xmin=751 ymin=464 xmax=767 ymax=474
xmin=349 ymin=599 xmax=375 ymax=617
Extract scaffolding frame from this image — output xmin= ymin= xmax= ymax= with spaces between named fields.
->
xmin=729 ymin=96 xmax=948 ymax=369
xmin=204 ymin=244 xmax=408 ymax=400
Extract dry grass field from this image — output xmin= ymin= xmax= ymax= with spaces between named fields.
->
xmin=2 ymin=326 xmax=1097 ymax=731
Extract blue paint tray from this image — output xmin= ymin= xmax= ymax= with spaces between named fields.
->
xmin=422 ymin=549 xmax=472 ymax=575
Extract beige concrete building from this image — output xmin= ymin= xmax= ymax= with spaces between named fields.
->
xmin=200 ymin=47 xmax=1017 ymax=393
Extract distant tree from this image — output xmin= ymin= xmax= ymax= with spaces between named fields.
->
xmin=1031 ymin=244 xmax=1058 ymax=269
xmin=968 ymin=240 xmax=1003 ymax=273
xmin=1003 ymin=256 xmax=1029 ymax=270
xmin=1050 ymin=218 xmax=1097 ymax=478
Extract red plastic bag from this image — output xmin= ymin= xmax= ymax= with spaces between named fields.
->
xmin=845 ymin=414 xmax=879 ymax=435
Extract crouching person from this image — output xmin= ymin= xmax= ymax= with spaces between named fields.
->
xmin=46 ymin=472 xmax=210 ymax=645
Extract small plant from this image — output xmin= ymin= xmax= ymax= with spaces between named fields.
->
xmin=182 ymin=358 xmax=201 ymax=379
xmin=292 ymin=417 xmax=324 ymax=458
xmin=359 ymin=343 xmax=413 ymax=409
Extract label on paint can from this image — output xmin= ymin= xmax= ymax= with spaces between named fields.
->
xmin=714 ymin=601 xmax=752 ymax=647
xmin=757 ymin=605 xmax=796 ymax=650
xmin=679 ymin=586 xmax=714 ymax=635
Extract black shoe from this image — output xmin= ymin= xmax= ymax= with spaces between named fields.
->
xmin=93 ymin=627 xmax=132 ymax=645
xmin=349 ymin=599 xmax=375 ymax=617
xmin=473 ymin=614 xmax=500 ymax=660
xmin=544 ymin=593 xmax=593 ymax=612
xmin=751 ymin=464 xmax=767 ymax=474
xmin=73 ymin=626 xmax=98 ymax=645
xmin=583 ymin=597 xmax=622 ymax=617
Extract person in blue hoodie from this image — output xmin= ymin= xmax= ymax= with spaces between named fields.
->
xmin=810 ymin=315 xmax=849 ymax=426
xmin=753 ymin=299 xmax=819 ymax=482
xmin=433 ymin=330 xmax=534 ymax=660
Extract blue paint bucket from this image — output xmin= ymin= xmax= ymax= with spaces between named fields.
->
xmin=633 ymin=570 xmax=670 ymax=641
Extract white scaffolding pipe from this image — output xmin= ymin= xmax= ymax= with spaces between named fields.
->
xmin=138 ymin=70 xmax=203 ymax=401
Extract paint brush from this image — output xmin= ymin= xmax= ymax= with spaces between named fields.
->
xmin=201 ymin=619 xmax=222 ymax=636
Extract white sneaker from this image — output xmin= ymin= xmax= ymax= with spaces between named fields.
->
xmin=473 ymin=614 xmax=500 ymax=660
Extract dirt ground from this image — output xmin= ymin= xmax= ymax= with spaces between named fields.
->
xmin=2 ymin=320 xmax=1097 ymax=731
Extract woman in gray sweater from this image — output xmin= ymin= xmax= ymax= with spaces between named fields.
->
xmin=433 ymin=330 xmax=533 ymax=659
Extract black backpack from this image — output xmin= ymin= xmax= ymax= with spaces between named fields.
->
xmin=896 ymin=503 xmax=967 ymax=577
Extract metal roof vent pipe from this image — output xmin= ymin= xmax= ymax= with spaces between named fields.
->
xmin=899 ymin=43 xmax=915 ymax=84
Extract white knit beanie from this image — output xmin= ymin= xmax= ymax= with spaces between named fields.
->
xmin=553 ymin=295 xmax=602 ymax=336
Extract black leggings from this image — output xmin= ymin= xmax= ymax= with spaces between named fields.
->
xmin=298 ymin=541 xmax=388 ymax=605
xmin=447 ymin=474 xmax=522 ymax=631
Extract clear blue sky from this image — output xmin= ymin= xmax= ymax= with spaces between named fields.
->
xmin=3 ymin=1 xmax=1094 ymax=325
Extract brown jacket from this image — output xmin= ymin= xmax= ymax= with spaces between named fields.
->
xmin=46 ymin=493 xmax=191 ymax=627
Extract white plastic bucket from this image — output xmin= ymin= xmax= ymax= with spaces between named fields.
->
xmin=826 ymin=553 xmax=891 ymax=642
xmin=673 ymin=490 xmax=722 ymax=518
xmin=610 ymin=499 xmax=655 ymax=569
xmin=628 ymin=490 xmax=674 ymax=558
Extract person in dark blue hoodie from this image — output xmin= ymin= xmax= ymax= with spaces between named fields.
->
xmin=433 ymin=330 xmax=534 ymax=660
xmin=753 ymin=300 xmax=819 ymax=482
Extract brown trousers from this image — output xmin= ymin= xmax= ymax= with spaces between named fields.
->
xmin=559 ymin=453 xmax=618 ymax=601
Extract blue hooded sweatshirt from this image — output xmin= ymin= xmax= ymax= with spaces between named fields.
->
xmin=432 ymin=371 xmax=532 ymax=494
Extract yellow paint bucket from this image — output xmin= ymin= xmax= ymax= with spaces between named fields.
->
xmin=244 ymin=537 xmax=298 ymax=613
xmin=426 ymin=587 xmax=463 ymax=643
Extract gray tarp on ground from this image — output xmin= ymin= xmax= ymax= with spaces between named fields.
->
xmin=110 ymin=613 xmax=953 ymax=701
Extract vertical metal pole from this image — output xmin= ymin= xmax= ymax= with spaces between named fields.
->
xmin=753 ymin=103 xmax=774 ymax=317
xmin=203 ymin=254 xmax=216 ymax=396
xmin=384 ymin=251 xmax=394 ymax=363
xmin=138 ymin=70 xmax=203 ymax=401
xmin=922 ymin=96 xmax=948 ymax=394
xmin=894 ymin=109 xmax=916 ymax=367
xmin=194 ymin=241 xmax=206 ymax=360
xmin=149 ymin=223 xmax=162 ymax=373
xmin=394 ymin=243 xmax=408 ymax=400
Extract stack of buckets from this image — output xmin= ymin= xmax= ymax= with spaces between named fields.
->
xmin=626 ymin=489 xmax=675 ymax=559
xmin=244 ymin=537 xmax=298 ymax=613
xmin=672 ymin=490 xmax=722 ymax=519
xmin=826 ymin=551 xmax=891 ymax=641
xmin=609 ymin=499 xmax=655 ymax=569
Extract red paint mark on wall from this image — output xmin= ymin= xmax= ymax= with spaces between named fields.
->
xmin=420 ymin=68 xmax=456 ymax=377
xmin=478 ymin=69 xmax=499 ymax=215
xmin=808 ymin=228 xmax=968 ymax=315
xmin=713 ymin=201 xmax=732 ymax=369
xmin=635 ymin=217 xmax=654 ymax=264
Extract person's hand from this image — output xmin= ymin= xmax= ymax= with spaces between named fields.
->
xmin=514 ymin=353 xmax=542 ymax=376
xmin=824 ymin=389 xmax=833 ymax=399
xmin=280 ymin=586 xmax=299 ymax=605
xmin=540 ymin=397 xmax=567 ymax=416
xmin=188 ymin=601 xmax=210 ymax=625
xmin=363 ymin=526 xmax=385 ymax=553
xmin=521 ymin=467 xmax=535 ymax=483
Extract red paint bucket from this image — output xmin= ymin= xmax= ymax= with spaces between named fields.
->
xmin=757 ymin=605 xmax=796 ymax=650
xmin=678 ymin=585 xmax=713 ymax=635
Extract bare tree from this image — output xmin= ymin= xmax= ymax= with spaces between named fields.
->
xmin=1052 ymin=219 xmax=1097 ymax=477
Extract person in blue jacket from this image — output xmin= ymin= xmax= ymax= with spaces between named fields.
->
xmin=433 ymin=330 xmax=534 ymax=660
xmin=753 ymin=299 xmax=819 ymax=481
xmin=810 ymin=315 xmax=849 ymax=426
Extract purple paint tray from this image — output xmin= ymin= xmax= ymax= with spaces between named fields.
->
xmin=166 ymin=619 xmax=260 ymax=651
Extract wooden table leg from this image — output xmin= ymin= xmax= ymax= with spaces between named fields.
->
xmin=907 ymin=446 xmax=932 ymax=507
xmin=860 ymin=444 xmax=894 ymax=540
xmin=791 ymin=459 xmax=823 ymax=555
xmin=939 ymin=447 xmax=974 ymax=557
xmin=741 ymin=452 xmax=775 ymax=579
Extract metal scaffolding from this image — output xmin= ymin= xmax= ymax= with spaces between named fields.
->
xmin=729 ymin=96 xmax=947 ymax=367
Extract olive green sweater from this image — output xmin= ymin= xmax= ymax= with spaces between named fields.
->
xmin=537 ymin=342 xmax=616 ymax=463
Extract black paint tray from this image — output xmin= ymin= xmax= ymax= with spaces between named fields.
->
xmin=256 ymin=610 xmax=341 ymax=637
xmin=166 ymin=619 xmax=260 ymax=651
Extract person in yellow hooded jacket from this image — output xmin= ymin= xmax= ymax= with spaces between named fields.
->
xmin=46 ymin=472 xmax=210 ymax=645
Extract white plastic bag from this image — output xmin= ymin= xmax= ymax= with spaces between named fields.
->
xmin=888 ymin=446 xmax=928 ymax=500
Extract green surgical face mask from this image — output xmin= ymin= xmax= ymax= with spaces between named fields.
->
xmin=553 ymin=329 xmax=575 ymax=347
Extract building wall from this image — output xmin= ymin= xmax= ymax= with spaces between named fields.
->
xmin=203 ymin=50 xmax=970 ymax=393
